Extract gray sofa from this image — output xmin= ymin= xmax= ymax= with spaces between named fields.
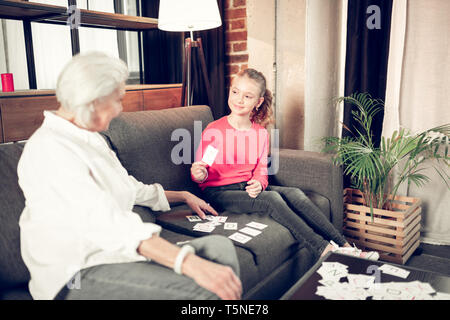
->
xmin=0 ymin=105 xmax=343 ymax=300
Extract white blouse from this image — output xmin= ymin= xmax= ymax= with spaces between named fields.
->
xmin=18 ymin=111 xmax=170 ymax=300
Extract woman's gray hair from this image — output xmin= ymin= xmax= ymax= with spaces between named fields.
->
xmin=56 ymin=51 xmax=129 ymax=127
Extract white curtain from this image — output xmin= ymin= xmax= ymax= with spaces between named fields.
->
xmin=304 ymin=0 xmax=348 ymax=152
xmin=382 ymin=0 xmax=450 ymax=244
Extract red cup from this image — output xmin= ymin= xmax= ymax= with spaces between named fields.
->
xmin=1 ymin=73 xmax=14 ymax=92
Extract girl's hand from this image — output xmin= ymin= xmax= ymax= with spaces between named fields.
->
xmin=184 ymin=192 xmax=218 ymax=219
xmin=183 ymin=254 xmax=242 ymax=300
xmin=245 ymin=179 xmax=262 ymax=198
xmin=191 ymin=161 xmax=208 ymax=183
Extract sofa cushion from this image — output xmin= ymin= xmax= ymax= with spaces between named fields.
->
xmin=101 ymin=106 xmax=214 ymax=194
xmin=0 ymin=143 xmax=30 ymax=290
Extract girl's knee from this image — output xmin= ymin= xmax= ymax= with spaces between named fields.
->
xmin=281 ymin=187 xmax=306 ymax=199
xmin=259 ymin=190 xmax=284 ymax=203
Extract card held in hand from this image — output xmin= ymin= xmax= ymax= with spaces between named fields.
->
xmin=202 ymin=145 xmax=219 ymax=166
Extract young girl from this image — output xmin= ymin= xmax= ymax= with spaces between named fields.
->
xmin=191 ymin=68 xmax=378 ymax=261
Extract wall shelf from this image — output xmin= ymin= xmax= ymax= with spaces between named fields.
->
xmin=0 ymin=0 xmax=158 ymax=31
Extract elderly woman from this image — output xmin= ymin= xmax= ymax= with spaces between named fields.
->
xmin=17 ymin=52 xmax=242 ymax=300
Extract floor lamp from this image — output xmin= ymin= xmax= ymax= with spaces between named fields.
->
xmin=158 ymin=0 xmax=222 ymax=106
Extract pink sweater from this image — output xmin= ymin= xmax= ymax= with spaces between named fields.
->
xmin=193 ymin=116 xmax=269 ymax=190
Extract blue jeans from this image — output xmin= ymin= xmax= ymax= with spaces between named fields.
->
xmin=202 ymin=183 xmax=348 ymax=258
xmin=55 ymin=235 xmax=239 ymax=300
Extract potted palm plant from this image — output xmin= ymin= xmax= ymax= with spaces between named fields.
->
xmin=322 ymin=92 xmax=449 ymax=264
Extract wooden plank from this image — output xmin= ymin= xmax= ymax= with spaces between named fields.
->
xmin=345 ymin=203 xmax=406 ymax=219
xmin=1 ymin=95 xmax=59 ymax=142
xmin=122 ymin=90 xmax=143 ymax=112
xmin=343 ymin=219 xmax=399 ymax=237
xmin=143 ymin=87 xmax=182 ymax=111
xmin=404 ymin=215 xmax=421 ymax=237
xmin=403 ymin=206 xmax=421 ymax=227
xmin=345 ymin=211 xmax=405 ymax=228
xmin=344 ymin=228 xmax=401 ymax=246
xmin=401 ymin=232 xmax=420 ymax=255
xmin=349 ymin=238 xmax=403 ymax=255
xmin=402 ymin=238 xmax=421 ymax=264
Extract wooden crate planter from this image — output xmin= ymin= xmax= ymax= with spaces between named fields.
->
xmin=343 ymin=188 xmax=422 ymax=264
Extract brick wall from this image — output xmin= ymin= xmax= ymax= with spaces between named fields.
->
xmin=224 ymin=0 xmax=248 ymax=87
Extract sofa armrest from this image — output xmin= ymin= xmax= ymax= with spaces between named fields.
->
xmin=269 ymin=148 xmax=343 ymax=231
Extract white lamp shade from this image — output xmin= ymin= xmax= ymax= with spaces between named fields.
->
xmin=158 ymin=0 xmax=222 ymax=32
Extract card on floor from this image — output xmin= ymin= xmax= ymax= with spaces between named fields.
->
xmin=228 ymin=232 xmax=252 ymax=244
xmin=202 ymin=145 xmax=219 ymax=166
xmin=246 ymin=221 xmax=268 ymax=230
xmin=239 ymin=227 xmax=261 ymax=237
xmin=224 ymin=222 xmax=238 ymax=230
xmin=186 ymin=215 xmax=202 ymax=222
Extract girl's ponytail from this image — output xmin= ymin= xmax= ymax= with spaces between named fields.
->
xmin=251 ymin=88 xmax=274 ymax=128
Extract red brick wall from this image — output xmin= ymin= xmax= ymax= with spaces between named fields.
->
xmin=224 ymin=0 xmax=248 ymax=87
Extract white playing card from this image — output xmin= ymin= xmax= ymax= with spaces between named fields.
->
xmin=186 ymin=215 xmax=202 ymax=222
xmin=379 ymin=264 xmax=410 ymax=279
xmin=224 ymin=222 xmax=238 ymax=230
xmin=228 ymin=232 xmax=252 ymax=244
xmin=246 ymin=221 xmax=268 ymax=230
xmin=202 ymin=145 xmax=219 ymax=166
xmin=239 ymin=227 xmax=262 ymax=237
xmin=193 ymin=223 xmax=215 ymax=233
xmin=215 ymin=216 xmax=228 ymax=223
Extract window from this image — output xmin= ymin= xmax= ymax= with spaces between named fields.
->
xmin=0 ymin=0 xmax=144 ymax=90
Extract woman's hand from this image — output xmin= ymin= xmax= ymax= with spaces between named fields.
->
xmin=184 ymin=192 xmax=218 ymax=219
xmin=191 ymin=161 xmax=208 ymax=183
xmin=183 ymin=253 xmax=242 ymax=300
xmin=245 ymin=179 xmax=262 ymax=198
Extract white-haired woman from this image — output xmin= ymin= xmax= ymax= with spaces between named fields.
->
xmin=17 ymin=52 xmax=242 ymax=300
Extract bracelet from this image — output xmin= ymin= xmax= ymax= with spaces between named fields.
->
xmin=174 ymin=245 xmax=195 ymax=275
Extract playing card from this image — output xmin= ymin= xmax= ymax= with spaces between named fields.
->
xmin=193 ymin=223 xmax=215 ymax=233
xmin=246 ymin=221 xmax=268 ymax=230
xmin=379 ymin=264 xmax=410 ymax=279
xmin=314 ymin=260 xmax=439 ymax=301
xmin=215 ymin=216 xmax=228 ymax=223
xmin=239 ymin=227 xmax=262 ymax=237
xmin=186 ymin=215 xmax=202 ymax=222
xmin=346 ymin=273 xmax=375 ymax=288
xmin=202 ymin=145 xmax=219 ymax=166
xmin=316 ymin=264 xmax=348 ymax=280
xmin=224 ymin=222 xmax=238 ymax=230
xmin=228 ymin=232 xmax=252 ymax=244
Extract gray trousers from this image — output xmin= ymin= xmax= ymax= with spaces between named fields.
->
xmin=55 ymin=235 xmax=240 ymax=300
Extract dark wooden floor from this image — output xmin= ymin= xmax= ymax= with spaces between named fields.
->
xmin=405 ymin=243 xmax=450 ymax=277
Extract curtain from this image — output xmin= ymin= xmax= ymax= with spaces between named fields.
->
xmin=304 ymin=0 xmax=347 ymax=152
xmin=141 ymin=0 xmax=183 ymax=84
xmin=343 ymin=0 xmax=393 ymax=149
xmin=341 ymin=0 xmax=393 ymax=188
xmin=382 ymin=0 xmax=450 ymax=244
xmin=142 ymin=0 xmax=227 ymax=119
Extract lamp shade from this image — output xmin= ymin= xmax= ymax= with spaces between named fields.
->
xmin=158 ymin=0 xmax=222 ymax=32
